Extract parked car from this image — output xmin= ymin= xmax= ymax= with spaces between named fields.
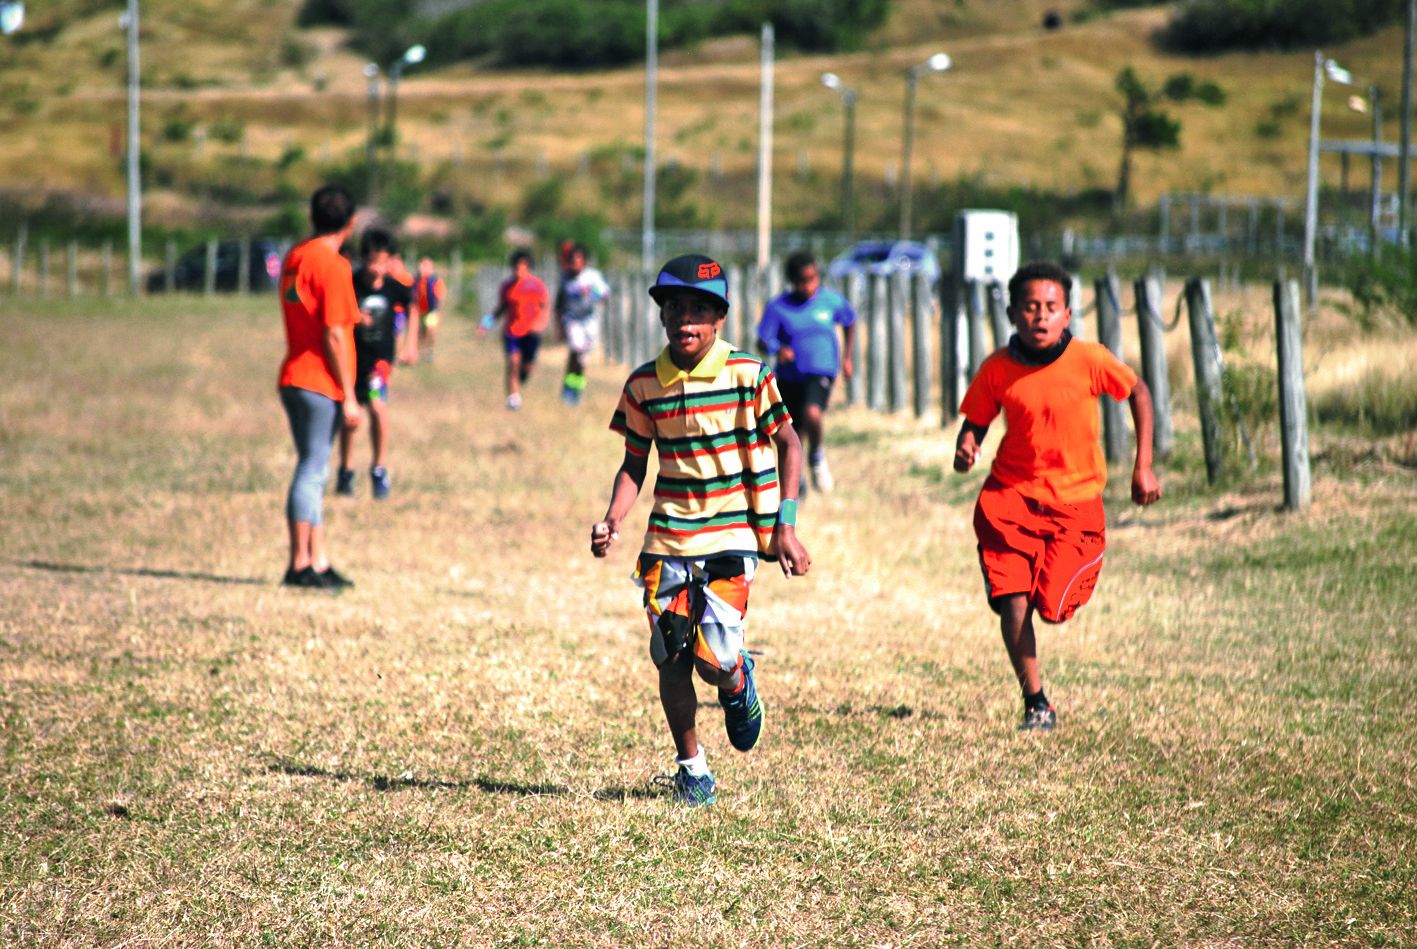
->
xmin=826 ymin=240 xmax=941 ymax=284
xmin=146 ymin=238 xmax=288 ymax=293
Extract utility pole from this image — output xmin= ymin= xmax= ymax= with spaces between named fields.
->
xmin=1371 ymin=84 xmax=1383 ymax=251
xmin=1303 ymin=51 xmax=1324 ymax=309
xmin=641 ymin=0 xmax=658 ymax=267
xmin=1400 ymin=0 xmax=1415 ymax=246
xmin=124 ymin=0 xmax=141 ymax=295
xmin=755 ymin=22 xmax=774 ymax=272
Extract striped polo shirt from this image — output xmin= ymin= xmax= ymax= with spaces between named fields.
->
xmin=609 ymin=337 xmax=791 ymax=561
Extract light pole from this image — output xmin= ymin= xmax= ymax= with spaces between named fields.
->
xmin=899 ymin=51 xmax=951 ymax=242
xmin=364 ymin=62 xmax=380 ymax=199
xmin=384 ymin=43 xmax=426 ymax=161
xmin=122 ymin=0 xmax=141 ymax=294
xmin=1303 ymin=53 xmax=1353 ymax=309
xmin=821 ymin=72 xmax=858 ymax=242
xmin=643 ymin=0 xmax=658 ymax=267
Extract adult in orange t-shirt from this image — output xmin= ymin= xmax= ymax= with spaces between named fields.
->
xmin=276 ymin=184 xmax=361 ymax=590
xmin=954 ymin=261 xmax=1161 ymax=733
xmin=489 ymin=248 xmax=549 ymax=410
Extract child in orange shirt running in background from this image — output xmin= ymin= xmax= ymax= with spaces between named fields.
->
xmin=954 ymin=261 xmax=1161 ymax=732
xmin=487 ymin=249 xmax=549 ymax=410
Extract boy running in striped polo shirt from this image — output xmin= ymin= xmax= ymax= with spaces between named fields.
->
xmin=591 ymin=254 xmax=811 ymax=807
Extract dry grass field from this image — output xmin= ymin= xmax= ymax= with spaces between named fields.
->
xmin=1 ymin=288 xmax=1414 ymax=945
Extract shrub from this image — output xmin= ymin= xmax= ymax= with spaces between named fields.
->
xmin=1164 ymin=0 xmax=1404 ymax=52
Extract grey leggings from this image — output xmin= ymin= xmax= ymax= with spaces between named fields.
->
xmin=280 ymin=386 xmax=341 ymax=525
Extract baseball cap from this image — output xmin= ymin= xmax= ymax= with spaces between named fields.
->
xmin=648 ymin=254 xmax=730 ymax=310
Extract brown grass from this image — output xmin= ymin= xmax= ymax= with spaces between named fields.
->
xmin=0 ymin=284 xmax=1414 ymax=944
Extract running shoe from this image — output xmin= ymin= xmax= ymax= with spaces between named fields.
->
xmin=720 ymin=651 xmax=763 ymax=752
xmin=506 ymin=393 xmax=523 ymax=411
xmin=1019 ymin=705 xmax=1057 ymax=732
xmin=810 ymin=455 xmax=834 ymax=493
xmin=370 ymin=465 xmax=391 ymax=500
xmin=315 ymin=565 xmax=354 ymax=590
xmin=335 ymin=468 xmax=355 ymax=497
xmin=281 ymin=566 xmax=321 ymax=588
xmin=654 ymin=765 xmax=717 ymax=807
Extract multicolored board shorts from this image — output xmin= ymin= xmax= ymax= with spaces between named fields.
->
xmin=355 ymin=359 xmax=393 ymax=405
xmin=973 ymin=476 xmax=1106 ymax=624
xmin=634 ymin=554 xmax=756 ymax=670
xmin=563 ymin=317 xmax=600 ymax=356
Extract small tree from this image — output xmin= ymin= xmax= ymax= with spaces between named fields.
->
xmin=1114 ymin=66 xmax=1224 ymax=214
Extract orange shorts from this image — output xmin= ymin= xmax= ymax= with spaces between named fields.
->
xmin=973 ymin=477 xmax=1106 ymax=624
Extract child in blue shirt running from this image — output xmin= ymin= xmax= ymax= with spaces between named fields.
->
xmin=755 ymin=250 xmax=857 ymax=493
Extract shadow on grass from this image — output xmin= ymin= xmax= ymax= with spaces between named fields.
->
xmin=20 ymin=559 xmax=267 ymax=586
xmin=265 ymin=756 xmax=662 ymax=800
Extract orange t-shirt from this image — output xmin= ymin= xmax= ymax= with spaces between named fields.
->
xmin=960 ymin=340 xmax=1138 ymax=506
xmin=277 ymin=237 xmax=359 ymax=401
xmin=499 ymin=274 xmax=550 ymax=337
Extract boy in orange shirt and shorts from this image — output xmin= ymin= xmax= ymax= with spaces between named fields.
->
xmin=954 ymin=261 xmax=1161 ymax=731
xmin=488 ymin=248 xmax=549 ymax=410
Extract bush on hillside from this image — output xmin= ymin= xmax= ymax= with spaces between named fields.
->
xmin=1163 ymin=0 xmax=1404 ymax=52
xmin=305 ymin=0 xmax=891 ymax=70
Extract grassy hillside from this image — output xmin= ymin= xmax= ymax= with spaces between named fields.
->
xmin=0 ymin=0 xmax=1410 ymax=239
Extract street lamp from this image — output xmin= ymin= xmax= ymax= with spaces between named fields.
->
xmin=384 ymin=43 xmax=426 ymax=160
xmin=899 ymin=51 xmax=951 ymax=241
xmin=363 ymin=62 xmax=380 ymax=198
xmin=821 ymin=71 xmax=858 ymax=242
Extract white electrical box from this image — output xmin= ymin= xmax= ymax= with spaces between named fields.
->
xmin=953 ymin=210 xmax=1020 ymax=284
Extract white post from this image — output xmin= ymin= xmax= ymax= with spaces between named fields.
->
xmin=755 ymin=23 xmax=774 ymax=272
xmin=641 ymin=0 xmax=658 ymax=267
xmin=125 ymin=0 xmax=142 ymax=295
xmin=1303 ymin=51 xmax=1324 ymax=310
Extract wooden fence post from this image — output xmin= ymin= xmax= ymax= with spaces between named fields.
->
xmin=237 ymin=237 xmax=251 ymax=295
xmin=38 ymin=239 xmax=49 ymax=297
xmin=67 ymin=240 xmax=79 ymax=297
xmin=164 ymin=238 xmax=177 ymax=293
xmin=846 ymin=271 xmax=866 ymax=406
xmin=939 ymin=273 xmax=963 ymax=424
xmin=1134 ymin=274 xmax=1173 ymax=458
xmin=449 ymin=248 xmax=462 ymax=311
xmin=726 ymin=264 xmax=746 ymax=353
xmin=1094 ymin=271 xmax=1128 ymax=463
xmin=987 ymin=281 xmax=1010 ymax=349
xmin=203 ymin=239 xmax=218 ymax=297
xmin=865 ymin=273 xmax=887 ymax=410
xmin=1184 ymin=277 xmax=1225 ymax=484
xmin=604 ymin=271 xmax=623 ymax=364
xmin=11 ymin=221 xmax=25 ymax=294
xmin=101 ymin=241 xmax=113 ymax=297
xmin=911 ymin=271 xmax=932 ymax=419
xmin=966 ymin=279 xmax=989 ymax=378
xmin=1067 ymin=272 xmax=1086 ymax=340
xmin=1274 ymin=277 xmax=1312 ymax=510
xmin=887 ymin=270 xmax=908 ymax=412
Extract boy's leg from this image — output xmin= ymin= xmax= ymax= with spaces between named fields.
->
xmin=505 ymin=348 xmax=523 ymax=397
xmin=368 ymin=398 xmax=387 ymax=469
xmin=659 ymin=650 xmax=700 ymax=760
xmin=997 ymin=593 xmax=1041 ymax=695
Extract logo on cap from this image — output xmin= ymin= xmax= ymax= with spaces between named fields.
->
xmin=697 ymin=262 xmax=722 ymax=280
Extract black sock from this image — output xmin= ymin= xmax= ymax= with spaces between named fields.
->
xmin=1023 ymin=689 xmax=1050 ymax=712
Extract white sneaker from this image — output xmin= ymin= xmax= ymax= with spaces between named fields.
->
xmin=506 ymin=393 xmax=523 ymax=411
xmin=810 ymin=456 xmax=834 ymax=493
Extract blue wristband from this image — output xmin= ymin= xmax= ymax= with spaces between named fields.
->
xmin=777 ymin=498 xmax=798 ymax=527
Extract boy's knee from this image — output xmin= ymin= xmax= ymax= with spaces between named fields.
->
xmin=693 ymin=655 xmax=733 ymax=687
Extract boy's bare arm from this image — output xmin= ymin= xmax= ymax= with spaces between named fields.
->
xmin=591 ymin=452 xmax=648 ymax=557
xmin=954 ymin=420 xmax=989 ymax=472
xmin=1128 ymin=380 xmax=1162 ymax=505
xmin=322 ymin=324 xmax=362 ymax=431
xmin=770 ymin=423 xmax=811 ymax=577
